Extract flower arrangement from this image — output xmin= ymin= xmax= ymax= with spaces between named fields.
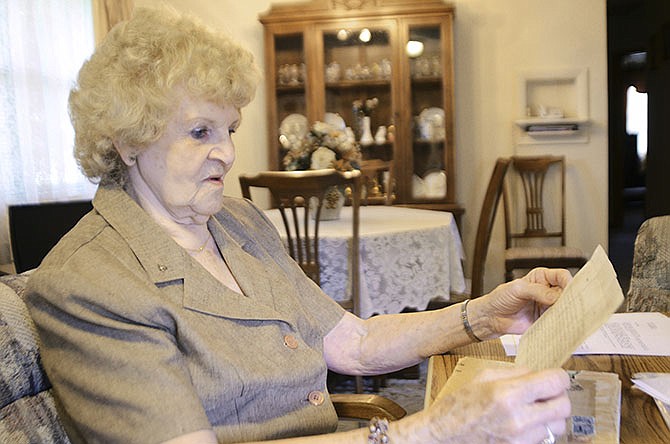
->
xmin=352 ymin=97 xmax=379 ymax=117
xmin=282 ymin=121 xmax=362 ymax=172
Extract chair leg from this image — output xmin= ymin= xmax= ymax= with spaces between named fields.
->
xmin=372 ymin=376 xmax=386 ymax=392
xmin=355 ymin=375 xmax=364 ymax=394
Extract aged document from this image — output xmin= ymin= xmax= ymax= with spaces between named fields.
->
xmin=434 ymin=246 xmax=625 ymax=443
xmin=515 ymin=245 xmax=625 ymax=371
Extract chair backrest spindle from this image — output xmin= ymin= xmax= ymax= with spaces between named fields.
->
xmin=502 ymin=155 xmax=586 ymax=281
xmin=239 ymin=169 xmax=362 ymax=306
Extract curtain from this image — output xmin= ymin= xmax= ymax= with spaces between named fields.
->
xmin=0 ymin=1 xmax=97 ymax=268
xmin=92 ymin=0 xmax=133 ymax=45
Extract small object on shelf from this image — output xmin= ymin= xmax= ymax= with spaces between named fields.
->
xmin=386 ymin=124 xmax=395 ymax=143
xmin=381 ymin=58 xmax=392 ymax=79
xmin=360 ymin=116 xmax=374 ymax=146
xmin=537 ymin=105 xmax=564 ymax=119
xmin=374 ymin=126 xmax=387 ymax=145
xmin=325 ymin=61 xmax=341 ymax=82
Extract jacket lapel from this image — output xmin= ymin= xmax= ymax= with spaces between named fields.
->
xmin=93 ymin=185 xmax=294 ymax=324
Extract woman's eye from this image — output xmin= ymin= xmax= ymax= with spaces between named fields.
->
xmin=190 ymin=127 xmax=211 ymax=140
xmin=228 ymin=127 xmax=237 ymax=135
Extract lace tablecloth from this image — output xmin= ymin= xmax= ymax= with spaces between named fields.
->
xmin=264 ymin=206 xmax=465 ymax=319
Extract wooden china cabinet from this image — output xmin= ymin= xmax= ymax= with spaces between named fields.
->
xmin=259 ymin=0 xmax=462 ymax=215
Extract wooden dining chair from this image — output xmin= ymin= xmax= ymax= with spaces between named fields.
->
xmin=502 ymin=155 xmax=587 ymax=281
xmin=469 ymin=157 xmax=512 ymax=298
xmin=239 ymin=169 xmax=362 ymax=310
xmin=240 ymin=169 xmax=389 ymax=396
xmin=358 ymin=159 xmax=395 ymax=205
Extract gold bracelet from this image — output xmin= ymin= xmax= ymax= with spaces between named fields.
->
xmin=461 ymin=299 xmax=482 ymax=342
xmin=367 ymin=416 xmax=390 ymax=443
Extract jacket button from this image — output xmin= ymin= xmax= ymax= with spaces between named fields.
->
xmin=284 ymin=334 xmax=298 ymax=349
xmin=308 ymin=390 xmax=324 ymax=406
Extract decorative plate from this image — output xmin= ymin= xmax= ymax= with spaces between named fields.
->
xmin=423 ymin=169 xmax=447 ymax=198
xmin=418 ymin=107 xmax=445 ymax=141
xmin=412 ymin=174 xmax=426 ymax=198
xmin=279 ymin=113 xmax=309 ymax=140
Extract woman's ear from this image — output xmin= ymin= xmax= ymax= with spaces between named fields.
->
xmin=114 ymin=140 xmax=139 ymax=166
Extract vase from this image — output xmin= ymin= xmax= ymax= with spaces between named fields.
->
xmin=359 ymin=116 xmax=374 ymax=146
xmin=310 ymin=186 xmax=345 ymax=221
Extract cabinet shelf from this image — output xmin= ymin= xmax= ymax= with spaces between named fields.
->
xmin=411 ymin=76 xmax=442 ymax=85
xmin=325 ymin=79 xmax=391 ymax=89
xmin=514 ymin=117 xmax=589 ymax=127
xmin=276 ymin=84 xmax=306 ymax=93
xmin=514 ymin=117 xmax=590 ymax=142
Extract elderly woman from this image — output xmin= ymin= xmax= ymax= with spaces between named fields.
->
xmin=26 ymin=7 xmax=570 ymax=444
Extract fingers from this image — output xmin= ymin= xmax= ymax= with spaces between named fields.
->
xmin=525 ymin=267 xmax=572 ymax=289
xmin=517 ymin=370 xmax=571 ymax=441
xmin=526 ymin=282 xmax=563 ymax=307
xmin=425 ymin=368 xmax=571 ymax=443
xmin=520 ymin=368 xmax=571 ymax=403
xmin=490 ymin=369 xmax=571 ymax=439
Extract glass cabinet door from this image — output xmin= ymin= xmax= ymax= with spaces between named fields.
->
xmin=320 ymin=24 xmax=394 ymax=164
xmin=274 ymin=33 xmax=308 ymax=170
xmin=407 ymin=23 xmax=450 ymax=203
xmin=261 ymin=1 xmax=458 ymax=213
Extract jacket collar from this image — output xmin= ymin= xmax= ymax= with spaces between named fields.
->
xmin=92 ymin=185 xmax=294 ymax=323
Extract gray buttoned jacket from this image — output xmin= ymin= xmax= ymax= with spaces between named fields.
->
xmin=26 ymin=184 xmax=346 ymax=444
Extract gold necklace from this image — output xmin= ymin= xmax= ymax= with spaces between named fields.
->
xmin=184 ymin=236 xmax=210 ymax=254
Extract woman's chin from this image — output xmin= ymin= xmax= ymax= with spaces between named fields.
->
xmin=195 ymin=195 xmax=225 ymax=217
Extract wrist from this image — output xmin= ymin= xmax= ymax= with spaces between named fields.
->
xmin=462 ymin=298 xmax=495 ymax=341
xmin=388 ymin=410 xmax=443 ymax=444
xmin=460 ymin=299 xmax=482 ymax=342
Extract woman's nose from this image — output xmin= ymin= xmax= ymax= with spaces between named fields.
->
xmin=209 ymin=139 xmax=235 ymax=166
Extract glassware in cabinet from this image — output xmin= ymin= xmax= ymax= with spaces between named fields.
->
xmin=321 ymin=25 xmax=394 ymax=163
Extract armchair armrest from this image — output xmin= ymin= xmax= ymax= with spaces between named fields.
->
xmin=331 ymin=393 xmax=407 ymax=421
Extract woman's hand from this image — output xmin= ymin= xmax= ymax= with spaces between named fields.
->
xmin=412 ymin=366 xmax=571 ymax=444
xmin=470 ymin=267 xmax=572 ymax=339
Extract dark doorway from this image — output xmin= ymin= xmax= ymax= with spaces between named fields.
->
xmin=607 ymin=0 xmax=670 ymax=293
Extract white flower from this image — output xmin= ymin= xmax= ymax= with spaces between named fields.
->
xmin=311 ymin=121 xmax=333 ymax=136
xmin=310 ymin=147 xmax=337 ymax=170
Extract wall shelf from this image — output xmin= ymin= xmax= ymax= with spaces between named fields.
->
xmin=515 ymin=68 xmax=590 ymax=144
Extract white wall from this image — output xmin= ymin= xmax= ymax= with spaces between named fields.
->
xmin=135 ymin=0 xmax=608 ymax=293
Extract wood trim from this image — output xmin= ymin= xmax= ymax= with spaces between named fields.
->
xmin=260 ymin=0 xmax=454 ymax=24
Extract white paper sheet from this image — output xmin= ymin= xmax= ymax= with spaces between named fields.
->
xmin=632 ymin=372 xmax=670 ymax=404
xmin=502 ymin=312 xmax=670 ymax=357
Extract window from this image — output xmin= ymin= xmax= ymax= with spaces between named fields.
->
xmin=0 ymin=0 xmax=97 ymax=268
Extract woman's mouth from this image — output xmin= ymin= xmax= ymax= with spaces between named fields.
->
xmin=206 ymin=174 xmax=224 ymax=184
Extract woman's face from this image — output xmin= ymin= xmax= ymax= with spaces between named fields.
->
xmin=126 ymin=96 xmax=240 ymax=224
